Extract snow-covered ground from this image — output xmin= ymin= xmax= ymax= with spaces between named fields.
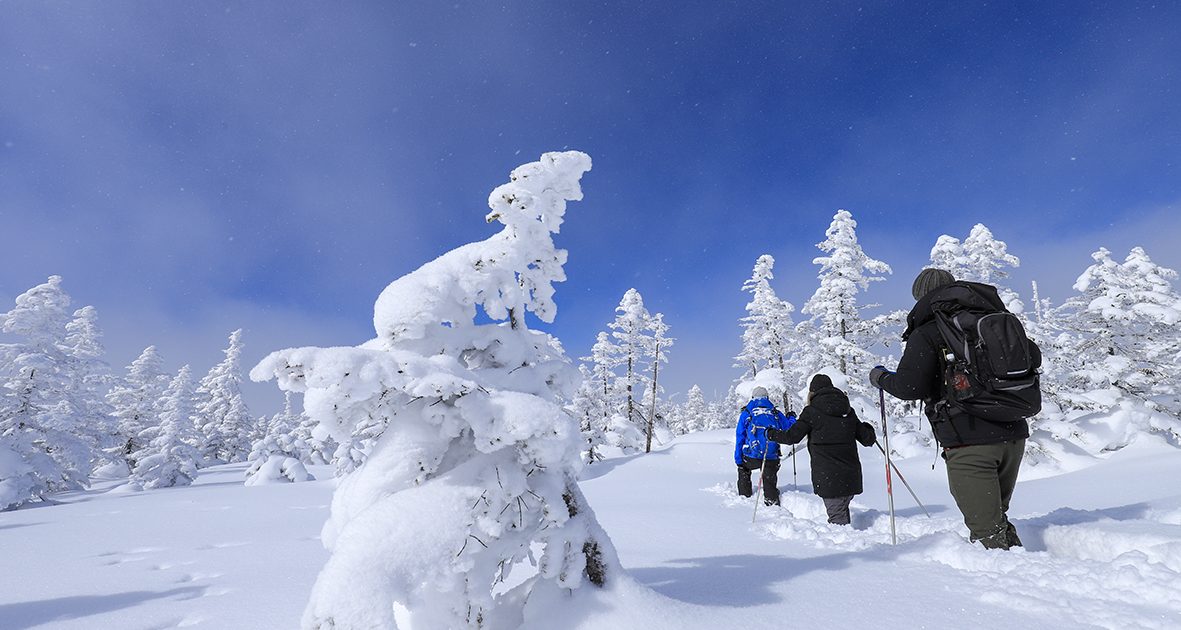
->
xmin=3 ymin=430 xmax=1180 ymax=629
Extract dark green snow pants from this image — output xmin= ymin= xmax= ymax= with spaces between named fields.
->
xmin=943 ymin=439 xmax=1025 ymax=550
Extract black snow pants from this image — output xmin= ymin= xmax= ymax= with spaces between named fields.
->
xmin=737 ymin=456 xmax=780 ymax=506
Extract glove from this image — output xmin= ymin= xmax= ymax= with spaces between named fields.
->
xmin=869 ymin=365 xmax=892 ymax=389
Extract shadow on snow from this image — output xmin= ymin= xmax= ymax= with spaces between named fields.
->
xmin=630 ymin=551 xmax=892 ymax=606
xmin=0 ymin=586 xmax=208 ymax=630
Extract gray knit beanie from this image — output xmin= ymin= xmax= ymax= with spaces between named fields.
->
xmin=912 ymin=268 xmax=955 ymax=300
xmin=751 ymin=386 xmax=769 ymax=399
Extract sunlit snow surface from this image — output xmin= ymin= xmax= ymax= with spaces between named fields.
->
xmin=3 ymin=432 xmax=1180 ymax=629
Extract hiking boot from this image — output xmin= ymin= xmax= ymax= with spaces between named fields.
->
xmin=975 ymin=526 xmax=1011 ymax=550
xmin=1006 ymin=521 xmax=1023 ymax=548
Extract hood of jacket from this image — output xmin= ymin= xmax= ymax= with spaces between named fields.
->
xmin=902 ymin=280 xmax=1008 ymax=340
xmin=808 ymin=386 xmax=851 ymax=417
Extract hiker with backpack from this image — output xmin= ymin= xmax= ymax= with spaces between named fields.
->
xmin=735 ymin=386 xmax=795 ymax=506
xmin=869 ymin=268 xmax=1042 ymax=550
xmin=765 ymin=374 xmax=877 ymax=525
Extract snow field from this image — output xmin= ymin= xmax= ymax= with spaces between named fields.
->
xmin=2 ymin=430 xmax=1180 ymax=629
xmin=0 ymin=464 xmax=331 ymax=630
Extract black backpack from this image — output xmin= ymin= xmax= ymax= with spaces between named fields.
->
xmin=928 ymin=282 xmax=1042 ymax=423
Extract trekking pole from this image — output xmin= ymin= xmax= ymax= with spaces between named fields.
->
xmin=872 ymin=441 xmax=930 ymax=517
xmin=751 ymin=427 xmax=771 ymax=523
xmin=879 ymin=388 xmax=897 ymax=544
xmin=791 ymin=442 xmax=797 ymax=491
xmin=783 ymin=391 xmax=797 ymax=492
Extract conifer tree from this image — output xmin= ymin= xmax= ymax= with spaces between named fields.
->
xmin=107 ymin=346 xmax=169 ymax=465
xmin=194 ymin=329 xmax=252 ymax=464
xmin=245 ymin=391 xmax=314 ymax=485
xmin=928 ymin=234 xmax=972 ymax=280
xmin=929 ymin=224 xmax=1024 ymax=312
xmin=800 ymin=210 xmax=892 ymax=380
xmin=570 ymin=365 xmax=608 ymax=462
xmin=0 ymin=277 xmax=96 ymax=508
xmin=1059 ymin=247 xmax=1181 ymax=427
xmin=288 ymin=391 xmax=336 ymax=466
xmin=130 ymin=365 xmax=200 ymax=489
xmin=642 ymin=312 xmax=673 ymax=452
xmin=609 ymin=289 xmax=652 ymax=439
xmin=63 ymin=306 xmax=116 ymax=466
xmin=253 ymin=151 xmax=620 ymax=628
xmin=736 ymin=255 xmax=796 ymax=382
xmin=679 ymin=384 xmax=710 ymax=434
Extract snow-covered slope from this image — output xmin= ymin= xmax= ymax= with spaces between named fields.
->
xmin=3 ymin=432 xmax=1180 ymax=629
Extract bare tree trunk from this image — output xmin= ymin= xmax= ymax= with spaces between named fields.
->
xmin=645 ymin=341 xmax=660 ymax=453
xmin=626 ymin=353 xmax=635 ymax=432
xmin=839 ymin=319 xmax=849 ymax=375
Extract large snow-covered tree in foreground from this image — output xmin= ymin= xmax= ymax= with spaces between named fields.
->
xmin=252 ymin=151 xmax=620 ymax=629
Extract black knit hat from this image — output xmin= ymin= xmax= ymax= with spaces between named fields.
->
xmin=809 ymin=374 xmax=833 ymax=392
xmin=912 ymin=268 xmax=955 ymax=300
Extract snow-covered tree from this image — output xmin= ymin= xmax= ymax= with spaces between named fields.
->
xmin=709 ymin=390 xmax=741 ymax=431
xmin=678 ymin=384 xmax=710 ymax=434
xmin=1056 ymin=247 xmax=1181 ymax=439
xmin=288 ymin=392 xmax=336 ymax=466
xmin=642 ymin=312 xmax=673 ymax=452
xmin=194 ymin=329 xmax=252 ymax=465
xmin=736 ymin=255 xmax=797 ymax=383
xmin=245 ymin=391 xmax=314 ymax=485
xmin=107 ymin=346 xmax=169 ymax=465
xmin=252 ymin=151 xmax=620 ymax=629
xmin=130 ymin=365 xmax=200 ymax=489
xmin=63 ymin=306 xmax=117 ymax=468
xmin=962 ymin=224 xmax=1021 ymax=285
xmin=800 ymin=210 xmax=892 ymax=381
xmin=609 ymin=289 xmax=652 ymax=439
xmin=928 ymin=234 xmax=972 ymax=280
xmin=929 ymin=224 xmax=1024 ymax=313
xmin=570 ymin=365 xmax=608 ymax=462
xmin=577 ymin=330 xmax=644 ymax=457
xmin=0 ymin=277 xmax=97 ymax=509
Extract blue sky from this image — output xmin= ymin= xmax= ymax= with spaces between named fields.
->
xmin=2 ymin=2 xmax=1179 ymax=410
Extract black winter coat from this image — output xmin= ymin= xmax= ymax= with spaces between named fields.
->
xmin=877 ymin=281 xmax=1038 ymax=448
xmin=767 ymin=386 xmax=876 ymax=499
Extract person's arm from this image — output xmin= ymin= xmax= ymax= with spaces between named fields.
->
xmin=875 ymin=327 xmax=941 ymax=401
xmin=767 ymin=409 xmax=811 ymax=445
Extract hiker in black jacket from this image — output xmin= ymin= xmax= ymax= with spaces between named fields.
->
xmin=766 ymin=374 xmax=876 ymax=525
xmin=869 ymin=268 xmax=1040 ymax=550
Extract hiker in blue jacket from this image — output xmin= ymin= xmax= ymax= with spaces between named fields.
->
xmin=735 ymin=386 xmax=796 ymax=506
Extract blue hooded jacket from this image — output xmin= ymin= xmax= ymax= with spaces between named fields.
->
xmin=734 ymin=397 xmax=795 ymax=465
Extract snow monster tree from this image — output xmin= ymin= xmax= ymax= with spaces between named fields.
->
xmin=252 ymin=151 xmax=620 ymax=629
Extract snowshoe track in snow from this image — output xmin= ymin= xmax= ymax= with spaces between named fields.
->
xmin=710 ymin=484 xmax=1181 ymax=629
